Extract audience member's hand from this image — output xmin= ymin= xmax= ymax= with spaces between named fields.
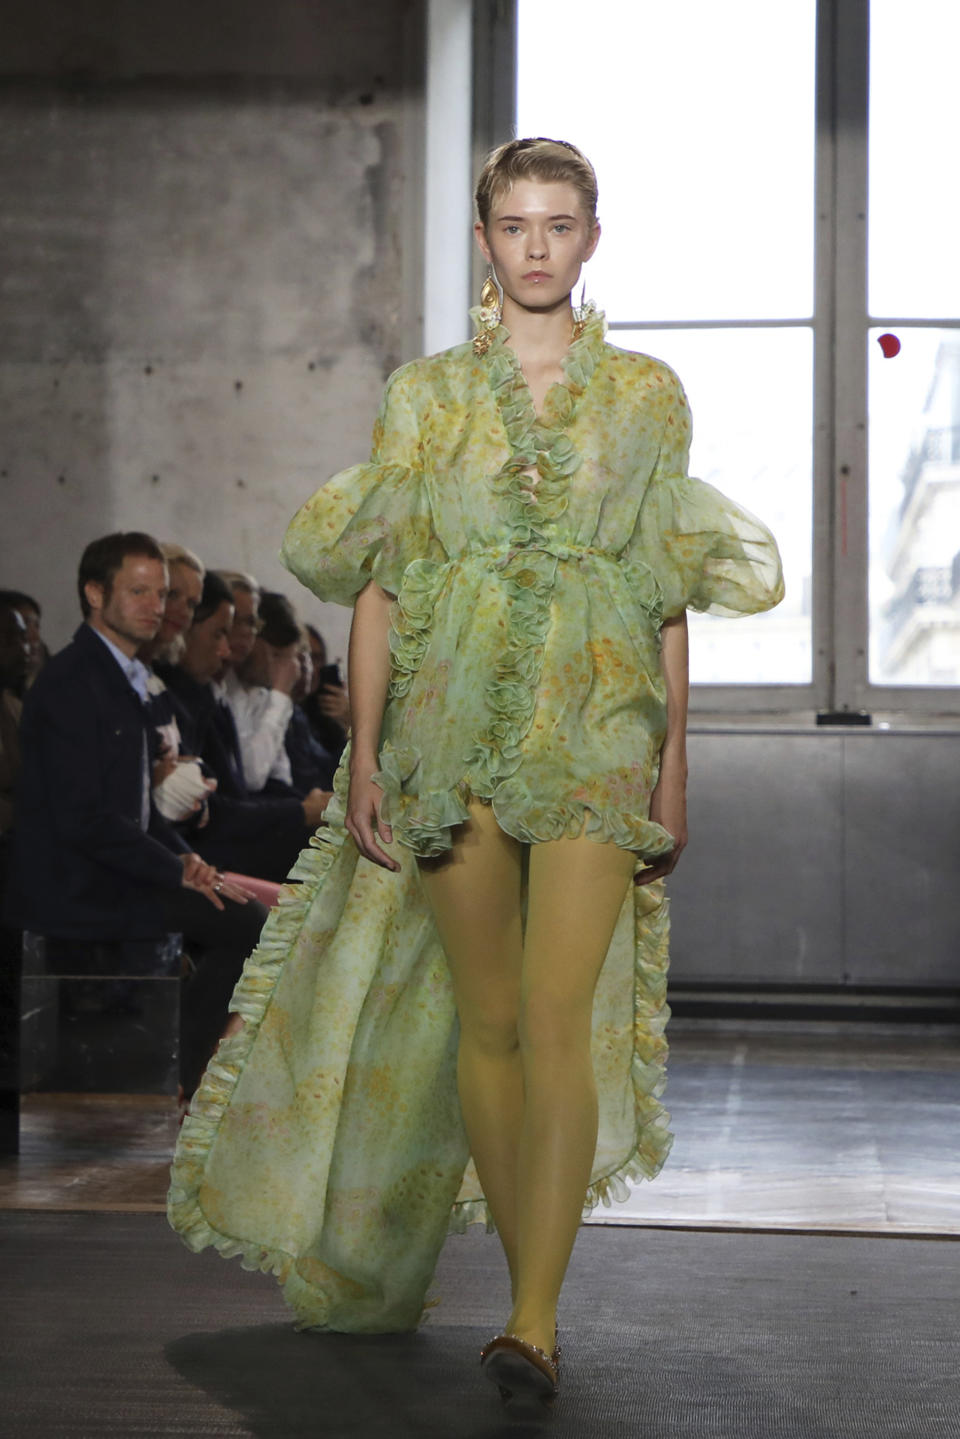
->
xmin=302 ymin=788 xmax=333 ymax=828
xmin=268 ymin=646 xmax=300 ymax=697
xmin=153 ymin=753 xmax=179 ymax=787
xmin=181 ymin=852 xmax=217 ymax=888
xmin=215 ymin=875 xmax=257 ymax=903
xmin=318 ymin=683 xmax=351 ymax=729
xmin=180 ymin=853 xmax=250 ymax=910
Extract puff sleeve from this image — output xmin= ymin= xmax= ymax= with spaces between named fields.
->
xmin=630 ymin=375 xmax=785 ymax=620
xmin=280 ymin=364 xmax=441 ymax=606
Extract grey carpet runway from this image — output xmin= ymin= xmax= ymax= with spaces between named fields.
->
xmin=2 ymin=1212 xmax=959 ymax=1438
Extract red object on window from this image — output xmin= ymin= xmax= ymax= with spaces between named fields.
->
xmin=878 ymin=332 xmax=901 ymax=358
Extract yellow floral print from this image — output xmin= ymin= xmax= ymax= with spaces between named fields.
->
xmin=167 ymin=307 xmax=783 ymax=1334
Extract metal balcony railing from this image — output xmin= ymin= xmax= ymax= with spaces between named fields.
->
xmin=899 ymin=425 xmax=960 ymax=515
xmin=884 ymin=562 xmax=959 ymax=639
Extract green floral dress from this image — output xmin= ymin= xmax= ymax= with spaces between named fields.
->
xmin=167 ymin=308 xmax=783 ymax=1333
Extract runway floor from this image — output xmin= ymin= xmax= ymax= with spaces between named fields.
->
xmin=3 ymin=1019 xmax=959 ymax=1234
xmin=3 ymin=1211 xmax=959 ymax=1437
xmin=2 ymin=1019 xmax=959 ymax=1436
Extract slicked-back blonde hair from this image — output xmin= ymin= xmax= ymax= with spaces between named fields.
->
xmin=161 ymin=542 xmax=205 ymax=580
xmin=216 ymin=568 xmax=260 ymax=598
xmin=475 ymin=137 xmax=598 ymax=229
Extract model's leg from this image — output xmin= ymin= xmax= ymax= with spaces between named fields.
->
xmin=508 ymin=834 xmax=636 ymax=1355
xmin=417 ymin=802 xmax=525 ymax=1285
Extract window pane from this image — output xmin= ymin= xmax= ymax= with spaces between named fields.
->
xmin=869 ymin=328 xmax=960 ymax=686
xmin=869 ymin=2 xmax=960 ymax=319
xmin=616 ymin=328 xmax=813 ymax=684
xmin=516 ymin=0 xmax=815 ymax=321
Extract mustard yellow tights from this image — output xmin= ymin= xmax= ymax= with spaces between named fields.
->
xmin=417 ymin=800 xmax=636 ymax=1357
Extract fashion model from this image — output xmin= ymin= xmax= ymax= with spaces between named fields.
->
xmin=168 ymin=138 xmax=783 ymax=1420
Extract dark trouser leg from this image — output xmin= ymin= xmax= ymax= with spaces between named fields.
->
xmin=193 ymin=829 xmax=308 ymax=883
xmin=0 ymin=841 xmax=21 ymax=1153
xmin=160 ymin=888 xmax=268 ymax=1097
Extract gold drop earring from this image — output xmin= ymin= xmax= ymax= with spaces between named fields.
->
xmin=473 ymin=267 xmax=503 ymax=356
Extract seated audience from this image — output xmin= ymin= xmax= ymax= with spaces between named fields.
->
xmin=256 ymin=603 xmax=339 ymax=795
xmin=142 ymin=545 xmax=209 ymax=823
xmin=0 ymin=595 xmax=31 ymax=843
xmin=220 ymin=585 xmax=300 ymax=794
xmin=2 ymin=590 xmax=47 ymax=687
xmin=140 ymin=550 xmax=280 ymax=910
xmin=215 ymin=569 xmax=261 ymax=679
xmin=6 ymin=533 xmax=267 ymax=1098
xmin=0 ymin=595 xmax=30 ymax=1105
xmin=302 ymin=622 xmax=350 ymax=766
xmin=150 ymin=544 xmax=205 ymax=666
xmin=156 ymin=573 xmax=329 ymax=881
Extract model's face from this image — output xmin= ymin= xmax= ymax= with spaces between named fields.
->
xmin=475 ymin=179 xmax=600 ymax=315
xmin=183 ymin=601 xmax=234 ymax=684
xmin=86 ymin=556 xmax=168 ymax=653
xmin=228 ymin=588 xmax=260 ymax=669
xmin=158 ymin=562 xmax=203 ymax=647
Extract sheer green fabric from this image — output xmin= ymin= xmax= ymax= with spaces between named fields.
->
xmin=281 ymin=307 xmax=783 ymax=856
xmin=167 ymin=309 xmax=783 ymax=1333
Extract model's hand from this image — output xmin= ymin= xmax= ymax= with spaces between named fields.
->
xmin=346 ymin=768 xmax=399 ymax=872
xmin=635 ymin=766 xmax=688 ymax=887
xmin=302 ymin=788 xmax=333 ymax=828
xmin=268 ymin=646 xmax=300 ymax=697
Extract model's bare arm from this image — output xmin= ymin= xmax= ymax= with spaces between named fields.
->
xmin=636 ymin=612 xmax=689 ymax=886
xmin=345 ymin=579 xmax=400 ymax=871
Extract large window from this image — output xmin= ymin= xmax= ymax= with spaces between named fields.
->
xmin=867 ymin=2 xmax=960 ymax=688
xmin=505 ymin=0 xmax=960 ymax=711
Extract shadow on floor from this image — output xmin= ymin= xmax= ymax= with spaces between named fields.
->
xmin=165 ymin=1323 xmax=542 ymax=1439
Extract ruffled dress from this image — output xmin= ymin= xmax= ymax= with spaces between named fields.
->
xmin=167 ymin=308 xmax=783 ymax=1333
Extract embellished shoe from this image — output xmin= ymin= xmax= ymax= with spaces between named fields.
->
xmin=480 ymin=1332 xmax=560 ymax=1420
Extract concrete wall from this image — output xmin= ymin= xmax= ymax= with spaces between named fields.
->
xmin=2 ymin=5 xmax=957 ymax=995
xmin=669 ymin=729 xmax=960 ymax=989
xmin=0 ymin=1 xmax=425 ymax=663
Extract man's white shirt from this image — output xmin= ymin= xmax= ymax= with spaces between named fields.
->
xmin=222 ymin=668 xmax=294 ymax=791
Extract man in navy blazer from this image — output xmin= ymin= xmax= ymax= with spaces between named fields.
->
xmin=7 ymin=532 xmax=267 ymax=1095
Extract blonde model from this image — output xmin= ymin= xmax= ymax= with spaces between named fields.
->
xmin=169 ymin=138 xmax=783 ymax=1421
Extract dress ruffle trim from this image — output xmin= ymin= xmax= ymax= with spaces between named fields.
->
xmin=464 ymin=546 xmax=558 ymax=794
xmin=462 ymin=308 xmax=609 ymax=799
xmin=373 ymin=739 xmax=676 ymax=862
xmin=167 ymin=794 xmax=673 ymax=1305
xmin=166 ymin=816 xmax=347 ymax=1296
xmin=386 ymin=556 xmax=451 ymax=700
xmin=375 ymin=307 xmax=670 ymax=863
xmin=373 ymin=741 xmax=473 ymax=855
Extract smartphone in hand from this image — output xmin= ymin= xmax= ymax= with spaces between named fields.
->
xmin=317 ymin=662 xmax=343 ymax=688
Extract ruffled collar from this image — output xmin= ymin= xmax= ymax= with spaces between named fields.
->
xmin=470 ymin=303 xmax=607 ymax=453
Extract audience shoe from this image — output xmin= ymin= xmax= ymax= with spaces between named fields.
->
xmin=479 ymin=1332 xmax=560 ymax=1420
